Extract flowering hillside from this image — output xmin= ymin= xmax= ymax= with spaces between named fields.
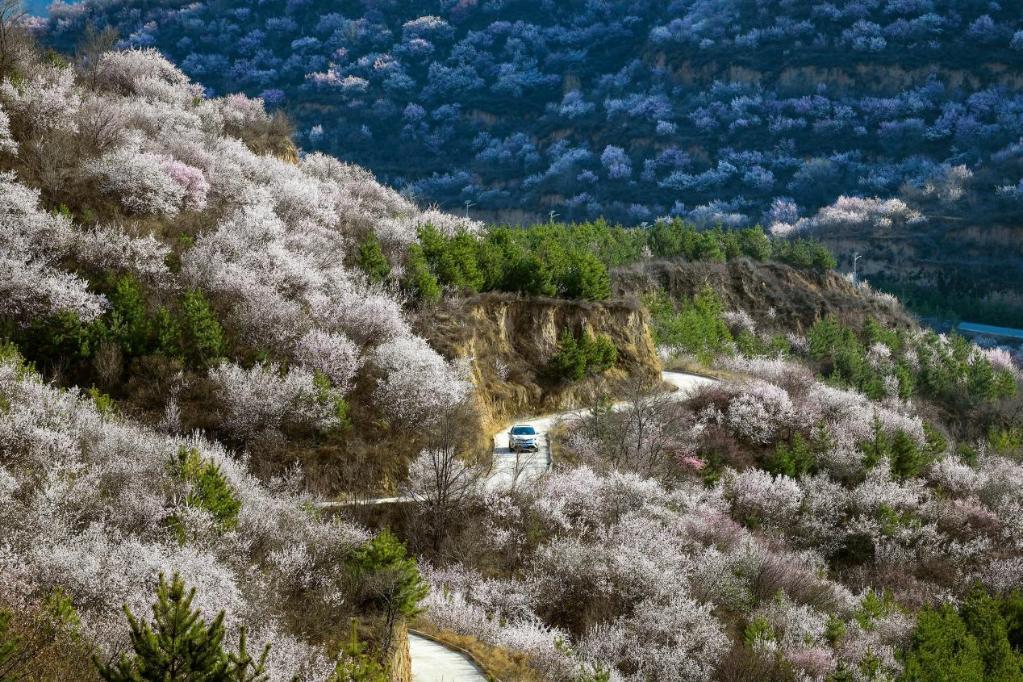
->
xmin=0 ymin=33 xmax=476 ymax=679
xmin=45 ymin=0 xmax=1023 ymax=323
xmin=3 ymin=8 xmax=1023 ymax=682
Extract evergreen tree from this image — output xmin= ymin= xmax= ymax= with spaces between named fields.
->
xmin=561 ymin=251 xmax=611 ymax=300
xmin=179 ymin=291 xmax=226 ymax=369
xmin=349 ymin=531 xmax=428 ymax=657
xmin=329 ymin=620 xmax=387 ymax=682
xmin=890 ymin=430 xmax=924 ymax=480
xmin=402 ymin=244 xmax=441 ymax=304
xmin=902 ymin=605 xmax=984 ymax=682
xmin=960 ymin=588 xmax=1023 ymax=681
xmin=356 ymin=233 xmax=391 ymax=283
xmin=96 ymin=572 xmax=268 ymax=682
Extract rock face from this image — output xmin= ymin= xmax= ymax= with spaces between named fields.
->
xmin=613 ymin=258 xmax=916 ymax=334
xmin=423 ymin=293 xmax=661 ymax=433
xmin=388 ymin=620 xmax=412 ymax=682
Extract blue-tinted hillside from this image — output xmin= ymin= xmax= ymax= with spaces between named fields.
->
xmin=45 ymin=0 xmax=1023 ymax=324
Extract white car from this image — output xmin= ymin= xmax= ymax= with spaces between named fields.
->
xmin=508 ymin=424 xmax=539 ymax=452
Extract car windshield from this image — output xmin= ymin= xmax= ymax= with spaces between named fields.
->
xmin=511 ymin=426 xmax=536 ymax=435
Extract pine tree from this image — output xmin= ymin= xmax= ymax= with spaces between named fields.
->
xmin=329 ymin=620 xmax=387 ymax=682
xmin=96 ymin=572 xmax=269 ymax=682
xmin=401 ymin=244 xmax=441 ymax=304
xmin=179 ymin=291 xmax=226 ymax=369
xmin=356 ymin=233 xmax=391 ymax=283
xmin=890 ymin=429 xmax=924 ymax=480
xmin=350 ymin=531 xmax=428 ymax=658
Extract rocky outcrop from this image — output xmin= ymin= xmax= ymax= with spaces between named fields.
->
xmin=422 ymin=293 xmax=661 ymax=433
xmin=613 ymin=258 xmax=916 ymax=335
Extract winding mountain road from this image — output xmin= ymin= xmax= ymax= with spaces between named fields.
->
xmin=487 ymin=370 xmax=716 ymax=490
xmin=401 ymin=371 xmax=715 ymax=681
xmin=320 ymin=372 xmax=714 ymax=679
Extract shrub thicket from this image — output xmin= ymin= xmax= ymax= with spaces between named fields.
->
xmin=412 ymin=221 xmax=834 ymax=302
xmin=807 ymin=316 xmax=1017 ymax=409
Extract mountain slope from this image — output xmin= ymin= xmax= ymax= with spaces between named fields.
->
xmin=45 ymin=0 xmax=1023 ymax=324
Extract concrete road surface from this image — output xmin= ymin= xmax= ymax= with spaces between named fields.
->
xmin=409 ymin=633 xmax=487 ymax=682
xmin=487 ymin=370 xmax=716 ymax=490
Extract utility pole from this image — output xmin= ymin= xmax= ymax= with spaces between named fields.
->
xmin=852 ymin=252 xmax=861 ymax=285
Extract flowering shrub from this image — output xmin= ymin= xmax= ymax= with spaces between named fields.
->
xmin=0 ymin=351 xmax=369 ymax=677
xmin=207 ymin=362 xmax=347 ymax=441
xmin=370 ymin=335 xmax=469 ymax=424
xmin=87 ymin=145 xmax=190 ymax=216
xmin=0 ymin=173 xmax=106 ymax=323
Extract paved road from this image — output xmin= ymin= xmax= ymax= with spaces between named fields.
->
xmin=330 ymin=371 xmax=715 ymax=680
xmin=487 ymin=370 xmax=716 ymax=490
xmin=408 ymin=633 xmax=487 ymax=682
xmin=322 ymin=371 xmax=716 ymax=503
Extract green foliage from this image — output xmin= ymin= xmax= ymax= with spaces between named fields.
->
xmin=549 ymin=329 xmax=618 ymax=382
xmin=767 ymin=431 xmax=817 ymax=478
xmin=408 ymin=220 xmax=831 ymax=303
xmin=648 ymin=222 xmax=774 ymax=263
xmin=96 ymin=572 xmax=269 ymax=682
xmin=419 ymin=226 xmax=484 ymax=292
xmin=959 ymin=588 xmax=1023 ymax=681
xmin=915 ymin=333 xmax=1017 ymax=408
xmin=771 ymin=238 xmax=837 ymax=271
xmin=314 ymin=371 xmax=352 ymax=431
xmin=175 ymin=448 xmax=242 ymax=530
xmin=401 ymin=244 xmax=442 ymax=304
xmin=900 ymin=589 xmax=1023 ymax=682
xmin=502 ymin=254 xmax=556 ymax=297
xmin=7 ymin=276 xmax=229 ymax=377
xmin=179 ymin=291 xmax=226 ymax=369
xmin=356 ymin=233 xmax=391 ymax=283
xmin=562 ymin=251 xmax=612 ymax=300
xmin=989 ymin=427 xmax=1023 ymax=455
xmin=825 ymin=615 xmax=847 ymax=644
xmin=88 ymin=387 xmax=115 ymax=416
xmin=890 ymin=429 xmax=925 ymax=480
xmin=859 ymin=417 xmax=928 ymax=479
xmin=902 ymin=604 xmax=986 ymax=681
xmin=855 ymin=591 xmax=898 ymax=631
xmin=349 ymin=530 xmax=429 ymax=621
xmin=807 ymin=315 xmax=1018 ymax=414
xmin=105 ymin=275 xmax=152 ymax=356
xmin=743 ymin=615 xmax=775 ymax=646
xmin=647 ymin=287 xmax=733 ymax=362
xmin=329 ymin=621 xmax=387 ymax=682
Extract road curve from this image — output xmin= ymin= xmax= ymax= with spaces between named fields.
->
xmin=488 ymin=370 xmax=717 ymax=490
xmin=327 ymin=371 xmax=716 ymax=680
xmin=408 ymin=633 xmax=487 ymax=682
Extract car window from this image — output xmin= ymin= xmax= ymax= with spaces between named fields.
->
xmin=511 ymin=426 xmax=536 ymax=435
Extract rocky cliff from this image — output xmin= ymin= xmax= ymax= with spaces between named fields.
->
xmin=422 ymin=293 xmax=660 ymax=433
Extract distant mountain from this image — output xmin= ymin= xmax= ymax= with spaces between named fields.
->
xmin=45 ymin=0 xmax=1023 ymax=326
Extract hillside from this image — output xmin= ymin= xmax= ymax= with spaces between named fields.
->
xmin=4 ymin=10 xmax=1023 ymax=682
xmin=44 ymin=0 xmax=1023 ymax=324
